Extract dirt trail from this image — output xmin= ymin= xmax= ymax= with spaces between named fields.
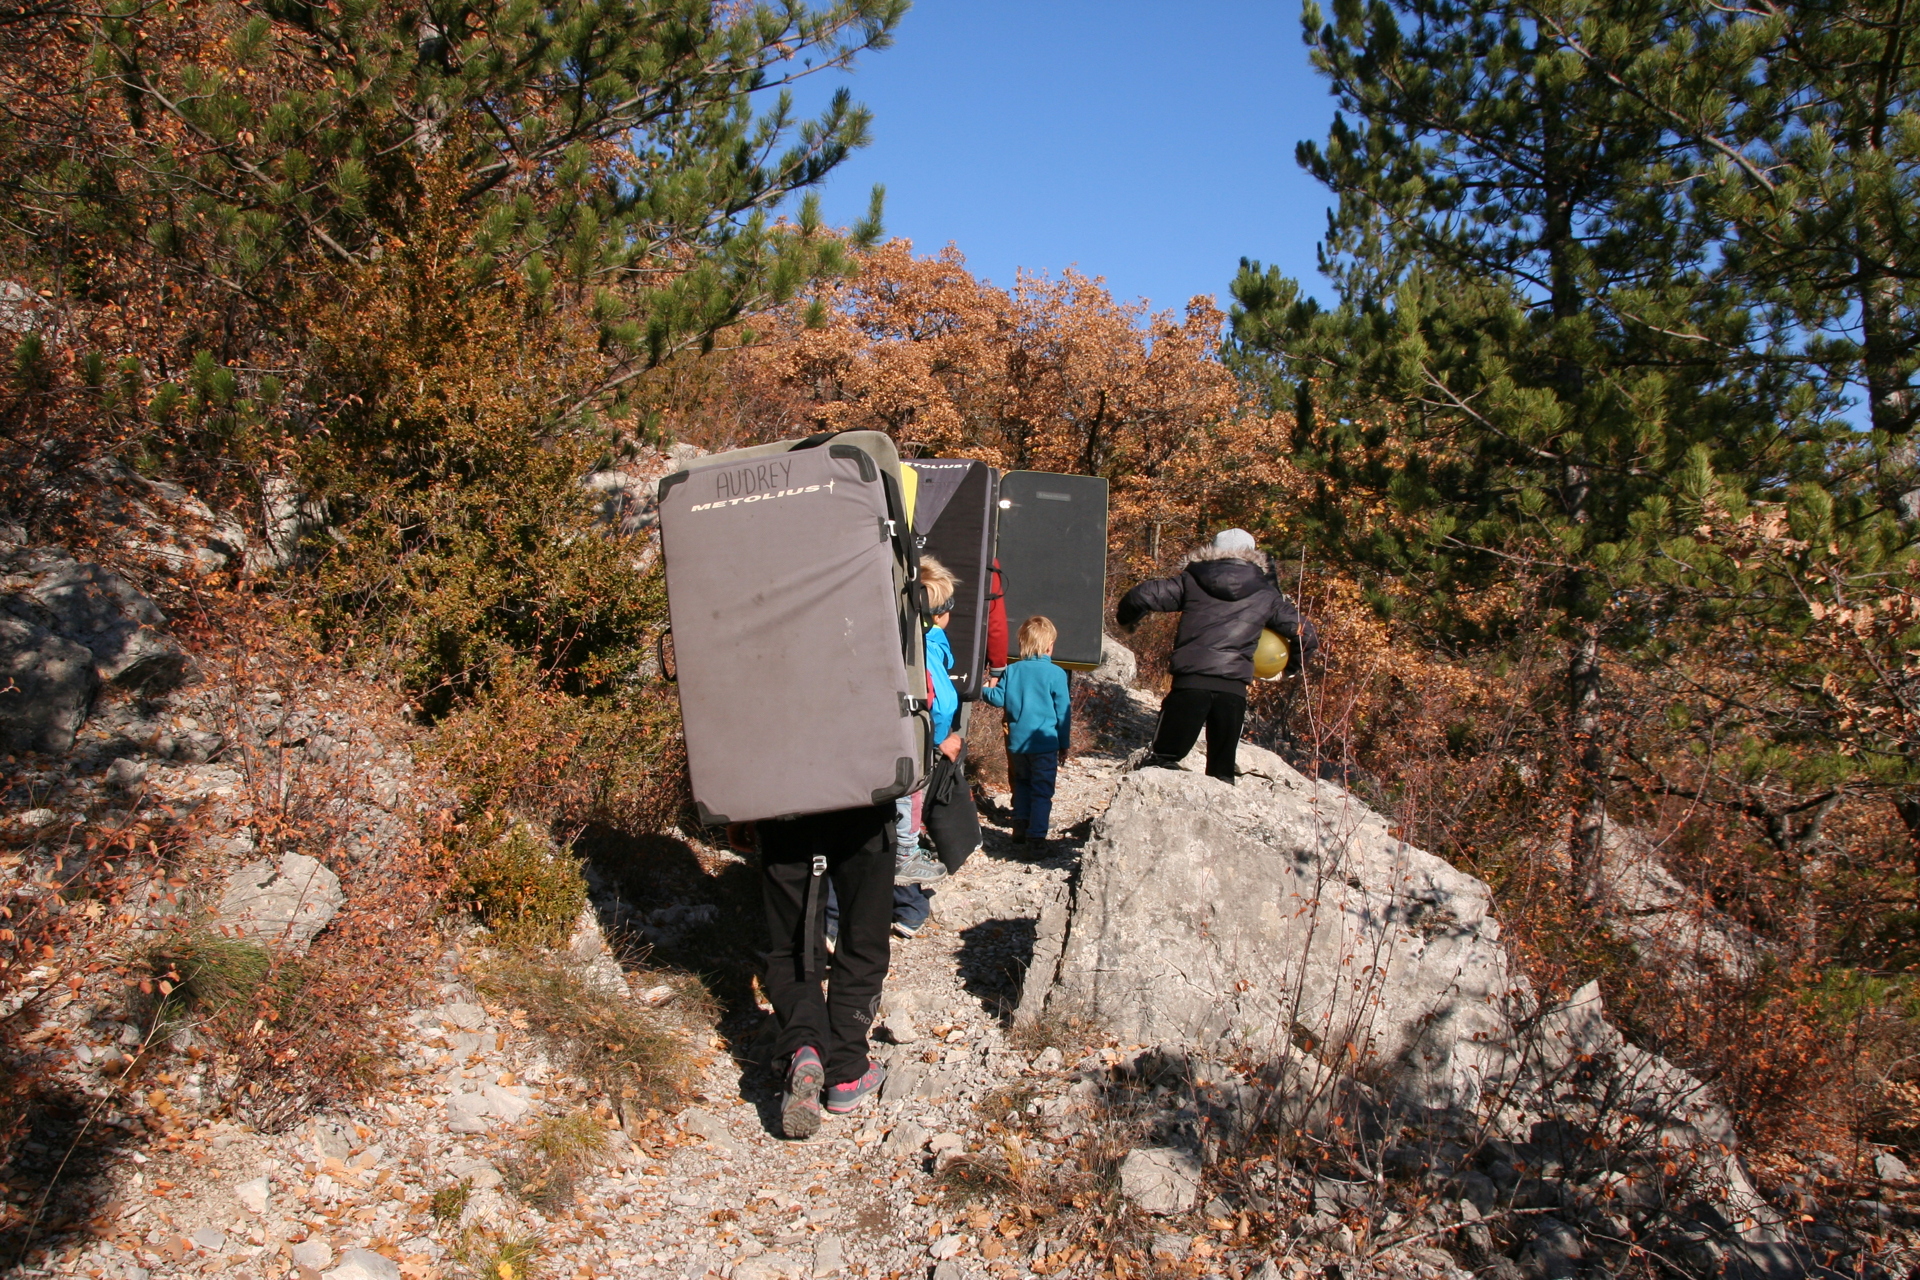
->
xmin=44 ymin=692 xmax=1163 ymax=1280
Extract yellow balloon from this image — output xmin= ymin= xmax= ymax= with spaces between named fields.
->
xmin=1253 ymin=628 xmax=1290 ymax=679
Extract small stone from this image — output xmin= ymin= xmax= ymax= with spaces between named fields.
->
xmin=291 ymin=1240 xmax=333 ymax=1271
xmin=1031 ymin=1046 xmax=1064 ymax=1072
xmin=1247 ymin=1264 xmax=1282 ymax=1280
xmin=882 ymin=1120 xmax=928 ymax=1158
xmin=479 ymin=1083 xmax=529 ymax=1120
xmin=640 ymin=985 xmax=675 ymax=1006
xmin=234 ymin=1177 xmax=270 ymax=1215
xmin=928 ymin=1131 xmax=964 ymax=1153
xmin=1876 ymin=1152 xmax=1911 ymax=1183
xmin=322 ymin=1249 xmax=402 ymax=1280
xmin=442 ymin=1002 xmax=486 ymax=1030
xmin=1520 ymin=1217 xmax=1583 ymax=1280
xmin=1120 ymin=1147 xmax=1201 ymax=1216
xmin=928 ymin=1234 xmax=964 ymax=1260
xmin=932 ymin=1264 xmax=965 ymax=1280
xmin=812 ymin=1234 xmax=845 ymax=1277
xmin=105 ymin=757 xmax=147 ymax=791
xmin=447 ymin=1159 xmax=502 ymax=1190
xmin=14 ymin=808 xmax=54 ymax=828
xmin=191 ymin=1227 xmax=227 ymax=1252
xmin=679 ymin=1107 xmax=731 ymax=1145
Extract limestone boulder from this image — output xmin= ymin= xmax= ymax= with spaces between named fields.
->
xmin=0 ymin=611 xmax=98 ymax=752
xmin=4 ymin=548 xmax=189 ymax=689
xmin=216 ymin=851 xmax=344 ymax=953
xmin=1019 ymin=741 xmax=1514 ymax=1112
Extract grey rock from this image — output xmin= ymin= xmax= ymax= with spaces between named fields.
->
xmin=191 ymin=1226 xmax=226 ymax=1251
xmin=234 ymin=1176 xmax=270 ymax=1215
xmin=217 ymin=852 xmax=343 ymax=952
xmin=447 ymin=1092 xmax=493 ymax=1134
xmin=1600 ymin=820 xmax=1762 ymax=985
xmin=0 ymin=612 xmax=97 ymax=752
xmin=7 ymin=551 xmax=188 ymax=689
xmin=1119 ymin=1147 xmax=1201 ymax=1215
xmin=1031 ymin=1046 xmax=1064 ymax=1073
xmin=442 ymin=1002 xmax=486 ymax=1030
xmin=1520 ymin=1217 xmax=1583 ymax=1280
xmin=931 ymin=1264 xmax=965 ymax=1280
xmin=1020 ymin=742 xmax=1513 ymax=1112
xmin=311 ymin=1118 xmax=354 ymax=1162
xmin=1086 ymin=633 xmax=1138 ymax=688
xmin=812 ymin=1233 xmax=845 ymax=1276
xmin=679 ymin=1107 xmax=737 ymax=1154
xmin=1875 ymin=1151 xmax=1910 ymax=1183
xmin=881 ymin=1120 xmax=928 ymax=1158
xmin=292 ymin=1240 xmax=334 ymax=1270
xmin=566 ymin=909 xmax=629 ymax=998
xmin=323 ymin=1249 xmax=401 ymax=1280
xmin=447 ymin=1158 xmax=502 ymax=1190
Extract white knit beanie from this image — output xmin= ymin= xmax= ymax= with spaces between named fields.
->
xmin=1212 ymin=528 xmax=1256 ymax=553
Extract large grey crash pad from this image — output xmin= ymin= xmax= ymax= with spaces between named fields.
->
xmin=659 ymin=439 xmax=929 ymax=824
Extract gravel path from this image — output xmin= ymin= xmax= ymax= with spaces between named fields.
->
xmin=44 ymin=691 xmax=1166 ymax=1280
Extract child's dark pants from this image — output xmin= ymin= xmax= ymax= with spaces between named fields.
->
xmin=759 ymin=803 xmax=894 ymax=1087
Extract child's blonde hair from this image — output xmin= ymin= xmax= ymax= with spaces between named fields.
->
xmin=919 ymin=556 xmax=957 ymax=615
xmin=1017 ymin=615 xmax=1057 ymax=658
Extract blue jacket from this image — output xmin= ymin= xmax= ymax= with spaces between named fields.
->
xmin=982 ymin=655 xmax=1071 ymax=754
xmin=928 ymin=626 xmax=959 ymax=743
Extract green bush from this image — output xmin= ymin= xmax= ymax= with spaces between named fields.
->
xmin=453 ymin=826 xmax=588 ymax=949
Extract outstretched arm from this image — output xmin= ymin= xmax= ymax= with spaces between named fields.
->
xmin=1116 ymin=575 xmax=1184 ymax=628
xmin=1268 ymin=594 xmax=1319 ymax=670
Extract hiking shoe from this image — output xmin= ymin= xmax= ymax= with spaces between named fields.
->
xmin=823 ymin=931 xmax=837 ymax=955
xmin=781 ymin=1046 xmax=825 ymax=1139
xmin=891 ymin=918 xmax=921 ymax=940
xmin=894 ymin=853 xmax=947 ymax=884
xmin=824 ymin=1061 xmax=887 ymax=1114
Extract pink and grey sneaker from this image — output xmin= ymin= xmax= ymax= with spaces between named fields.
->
xmin=781 ymin=1045 xmax=825 ymax=1139
xmin=824 ymin=1060 xmax=887 ymax=1115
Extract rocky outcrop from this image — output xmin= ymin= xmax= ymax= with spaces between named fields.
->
xmin=3 ymin=547 xmax=190 ymax=688
xmin=1 ymin=545 xmax=191 ymax=751
xmin=1018 ymin=740 xmax=1511 ymax=1113
xmin=0 ymin=610 xmax=98 ymax=752
xmin=1601 ymin=819 xmax=1763 ymax=984
xmin=1017 ymin=737 xmax=1779 ymax=1236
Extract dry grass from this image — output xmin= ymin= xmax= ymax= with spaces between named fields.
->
xmin=505 ymin=1111 xmax=612 ymax=1211
xmin=451 ymin=1225 xmax=543 ymax=1280
xmin=472 ymin=950 xmax=700 ymax=1123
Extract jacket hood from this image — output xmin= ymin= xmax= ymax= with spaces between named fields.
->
xmin=1184 ymin=554 xmax=1270 ymax=602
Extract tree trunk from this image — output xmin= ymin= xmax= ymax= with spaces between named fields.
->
xmin=1569 ymin=625 xmax=1609 ymax=899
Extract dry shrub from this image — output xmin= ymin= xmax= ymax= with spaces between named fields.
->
xmin=472 ymin=951 xmax=699 ymax=1120
xmin=430 ymin=662 xmax=687 ymax=835
xmin=450 ymin=1226 xmax=543 ymax=1280
xmin=505 ymin=1110 xmax=612 ymax=1211
xmin=452 ymin=824 xmax=589 ymax=950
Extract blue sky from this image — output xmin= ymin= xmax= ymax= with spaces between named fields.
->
xmin=790 ymin=0 xmax=1342 ymax=319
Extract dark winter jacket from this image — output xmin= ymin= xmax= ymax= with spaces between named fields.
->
xmin=1115 ymin=547 xmax=1318 ymax=687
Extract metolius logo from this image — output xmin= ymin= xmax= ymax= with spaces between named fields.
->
xmin=687 ymin=480 xmax=833 ymax=513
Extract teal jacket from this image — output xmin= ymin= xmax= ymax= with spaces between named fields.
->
xmin=982 ymin=655 xmax=1072 ymax=754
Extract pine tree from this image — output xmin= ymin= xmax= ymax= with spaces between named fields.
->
xmin=1230 ymin=0 xmax=1846 ymax=894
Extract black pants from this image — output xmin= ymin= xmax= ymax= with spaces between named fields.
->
xmin=1151 ymin=686 xmax=1248 ymax=782
xmin=759 ymin=804 xmax=894 ymax=1086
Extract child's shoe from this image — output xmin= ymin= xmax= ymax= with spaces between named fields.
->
xmin=781 ymin=1046 xmax=825 ymax=1139
xmin=894 ymin=852 xmax=947 ymax=884
xmin=824 ymin=1061 xmax=887 ymax=1114
xmin=891 ymin=918 xmax=921 ymax=940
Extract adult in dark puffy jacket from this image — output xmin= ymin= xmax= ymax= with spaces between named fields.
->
xmin=1115 ymin=528 xmax=1317 ymax=782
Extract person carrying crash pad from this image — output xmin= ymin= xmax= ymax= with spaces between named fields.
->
xmin=1116 ymin=528 xmax=1318 ymax=783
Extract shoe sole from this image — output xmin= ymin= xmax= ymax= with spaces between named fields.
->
xmin=782 ymin=1057 xmax=825 ymax=1140
xmin=891 ymin=923 xmax=919 ymax=939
